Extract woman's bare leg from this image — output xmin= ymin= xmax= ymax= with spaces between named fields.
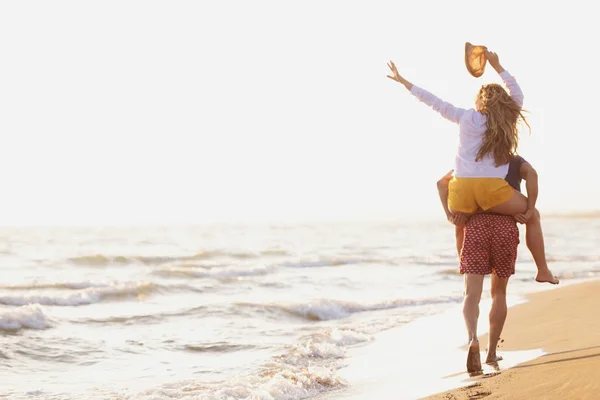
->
xmin=527 ymin=209 xmax=559 ymax=284
xmin=487 ymin=191 xmax=528 ymax=215
xmin=488 ymin=192 xmax=558 ymax=285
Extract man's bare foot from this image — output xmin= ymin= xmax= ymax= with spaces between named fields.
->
xmin=466 ymin=338 xmax=482 ymax=374
xmin=485 ymin=354 xmax=503 ymax=364
xmin=535 ymin=269 xmax=559 ymax=285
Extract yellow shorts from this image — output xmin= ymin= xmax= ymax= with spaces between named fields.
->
xmin=448 ymin=177 xmax=515 ymax=213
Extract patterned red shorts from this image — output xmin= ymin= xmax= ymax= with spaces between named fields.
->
xmin=459 ymin=214 xmax=519 ymax=278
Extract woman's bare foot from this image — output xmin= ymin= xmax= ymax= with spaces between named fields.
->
xmin=535 ymin=268 xmax=559 ymax=285
xmin=466 ymin=338 xmax=482 ymax=374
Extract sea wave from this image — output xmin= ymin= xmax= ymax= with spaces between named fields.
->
xmin=554 ymin=269 xmax=600 ymax=280
xmin=277 ymin=257 xmax=388 ymax=268
xmin=0 ymin=281 xmax=111 ymax=291
xmin=403 ymin=255 xmax=459 ymax=267
xmin=67 ymin=253 xmax=389 ymax=271
xmin=67 ymin=250 xmax=290 ymax=267
xmin=0 ymin=305 xmax=51 ymax=331
xmin=76 ymin=314 xmax=164 ymax=325
xmin=132 ymin=327 xmax=370 ymax=400
xmin=153 ymin=256 xmax=393 ymax=280
xmin=183 ymin=342 xmax=253 ymax=353
xmin=437 ymin=268 xmax=461 ymax=276
xmin=279 ymin=255 xmax=460 ymax=269
xmin=152 ymin=265 xmax=275 ymax=280
xmin=546 ymin=255 xmax=600 ymax=263
xmin=237 ymin=295 xmax=464 ymax=321
xmin=73 ymin=305 xmax=208 ymax=325
xmin=0 ymin=282 xmax=167 ymax=306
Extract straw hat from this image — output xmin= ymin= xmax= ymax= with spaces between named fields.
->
xmin=465 ymin=42 xmax=488 ymax=78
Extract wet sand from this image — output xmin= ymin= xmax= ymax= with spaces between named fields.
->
xmin=423 ymin=279 xmax=600 ymax=400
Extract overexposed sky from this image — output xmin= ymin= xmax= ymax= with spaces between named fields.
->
xmin=1 ymin=0 xmax=598 ymax=225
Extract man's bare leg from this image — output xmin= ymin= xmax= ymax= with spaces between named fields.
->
xmin=486 ymin=274 xmax=509 ymax=363
xmin=526 ymin=209 xmax=559 ymax=284
xmin=463 ymin=274 xmax=484 ymax=373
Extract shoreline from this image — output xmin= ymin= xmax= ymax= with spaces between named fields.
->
xmin=423 ymin=279 xmax=600 ymax=400
xmin=314 ymin=278 xmax=600 ymax=400
xmin=313 ymin=290 xmax=539 ymax=399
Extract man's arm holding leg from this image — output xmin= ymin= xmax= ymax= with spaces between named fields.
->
xmin=436 ymin=170 xmax=454 ymax=222
xmin=514 ymin=162 xmax=538 ymax=222
xmin=437 ymin=170 xmax=467 ymax=258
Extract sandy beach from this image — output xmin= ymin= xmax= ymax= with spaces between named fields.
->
xmin=423 ymin=279 xmax=600 ymax=400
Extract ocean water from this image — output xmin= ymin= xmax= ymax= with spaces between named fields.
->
xmin=1 ymin=217 xmax=599 ymax=399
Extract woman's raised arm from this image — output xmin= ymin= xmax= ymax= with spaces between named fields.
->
xmin=387 ymin=60 xmax=466 ymax=124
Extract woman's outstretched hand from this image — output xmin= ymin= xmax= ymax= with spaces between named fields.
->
xmin=387 ymin=61 xmax=413 ymax=90
xmin=386 ymin=61 xmax=403 ymax=83
xmin=484 ymin=51 xmax=504 ymax=74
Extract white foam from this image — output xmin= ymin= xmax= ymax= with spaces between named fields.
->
xmin=296 ymin=340 xmax=346 ymax=359
xmin=125 ymin=328 xmax=370 ymax=400
xmin=329 ymin=328 xmax=373 ymax=346
xmin=288 ymin=300 xmax=355 ymax=320
xmin=0 ymin=304 xmax=51 ymax=330
xmin=282 ymin=296 xmax=463 ymax=321
xmin=131 ymin=363 xmax=346 ymax=400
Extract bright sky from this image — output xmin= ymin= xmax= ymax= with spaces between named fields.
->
xmin=1 ymin=0 xmax=598 ymax=225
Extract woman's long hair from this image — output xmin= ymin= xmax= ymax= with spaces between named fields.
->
xmin=476 ymin=83 xmax=531 ymax=166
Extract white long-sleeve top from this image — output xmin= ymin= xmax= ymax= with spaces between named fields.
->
xmin=410 ymin=71 xmax=524 ymax=178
